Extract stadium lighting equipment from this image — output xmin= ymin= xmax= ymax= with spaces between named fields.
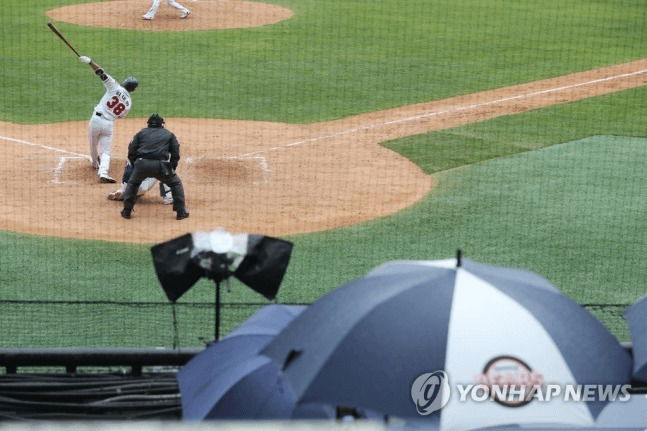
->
xmin=151 ymin=228 xmax=294 ymax=340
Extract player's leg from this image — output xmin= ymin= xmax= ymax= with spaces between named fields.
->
xmin=138 ymin=177 xmax=158 ymax=196
xmin=108 ymin=183 xmax=125 ymax=200
xmin=161 ymin=173 xmax=188 ymax=218
xmin=88 ymin=118 xmax=100 ymax=169
xmin=109 ymin=163 xmax=146 ymax=200
xmin=97 ymin=124 xmax=115 ymax=182
xmin=167 ymin=0 xmax=190 ymax=17
xmin=115 ymin=177 xmax=156 ymax=200
xmin=121 ymin=162 xmax=133 ymax=184
xmin=143 ymin=0 xmax=161 ymax=19
xmin=109 ymin=181 xmax=154 ymax=200
xmin=124 ymin=161 xmax=157 ymax=195
xmin=122 ymin=160 xmax=156 ymax=216
xmin=160 ymin=183 xmax=173 ymax=204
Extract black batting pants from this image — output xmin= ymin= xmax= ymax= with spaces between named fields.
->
xmin=123 ymin=159 xmax=187 ymax=212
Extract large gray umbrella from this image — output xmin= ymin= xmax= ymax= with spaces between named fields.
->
xmin=624 ymin=294 xmax=647 ymax=382
xmin=261 ymin=258 xmax=631 ymax=430
xmin=178 ymin=303 xmax=334 ymax=420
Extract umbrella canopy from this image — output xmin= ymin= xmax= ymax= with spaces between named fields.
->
xmin=624 ymin=294 xmax=647 ymax=382
xmin=594 ymin=394 xmax=647 ymax=427
xmin=261 ymin=258 xmax=631 ymax=430
xmin=178 ymin=303 xmax=333 ymax=420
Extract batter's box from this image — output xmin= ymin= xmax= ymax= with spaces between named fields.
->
xmin=183 ymin=156 xmax=270 ymax=185
xmin=52 ymin=157 xmax=129 ymax=185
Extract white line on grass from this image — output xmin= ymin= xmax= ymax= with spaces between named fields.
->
xmin=3 ymin=67 xmax=646 ymax=174
xmin=236 ymin=68 xmax=647 ymax=158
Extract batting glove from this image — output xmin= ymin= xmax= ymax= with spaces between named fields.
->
xmin=79 ymin=56 xmax=92 ymax=64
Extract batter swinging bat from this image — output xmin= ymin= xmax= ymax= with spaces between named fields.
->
xmin=47 ymin=22 xmax=81 ymax=57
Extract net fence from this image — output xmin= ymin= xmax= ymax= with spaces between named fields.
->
xmin=1 ymin=0 xmax=646 ymax=347
xmin=0 ymin=300 xmax=634 ymax=348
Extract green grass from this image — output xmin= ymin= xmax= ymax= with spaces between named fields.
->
xmin=384 ymin=87 xmax=647 ymax=174
xmin=3 ymin=133 xmax=645 ymax=345
xmin=1 ymin=0 xmax=646 ymax=123
xmin=2 ymin=1 xmax=647 ymax=346
xmin=288 ymin=135 xmax=647 ymax=341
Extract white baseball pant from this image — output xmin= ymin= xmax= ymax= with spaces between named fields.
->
xmin=88 ymin=114 xmax=114 ymax=178
xmin=144 ymin=0 xmax=189 ymax=18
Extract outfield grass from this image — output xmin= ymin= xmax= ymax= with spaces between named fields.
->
xmin=384 ymin=87 xmax=647 ymax=174
xmin=1 ymin=0 xmax=646 ymax=123
xmin=1 ymin=0 xmax=646 ymax=346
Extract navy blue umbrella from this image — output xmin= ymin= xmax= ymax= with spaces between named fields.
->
xmin=595 ymin=394 xmax=647 ymax=428
xmin=262 ymin=258 xmax=631 ymax=430
xmin=178 ymin=304 xmax=334 ymax=420
xmin=459 ymin=396 xmax=647 ymax=430
xmin=624 ymin=294 xmax=647 ymax=382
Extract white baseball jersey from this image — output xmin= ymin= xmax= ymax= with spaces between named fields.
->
xmin=94 ymin=74 xmax=132 ymax=121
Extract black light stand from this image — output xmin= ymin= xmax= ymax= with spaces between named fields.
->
xmin=197 ymin=251 xmax=233 ymax=341
xmin=214 ymin=279 xmax=221 ymax=341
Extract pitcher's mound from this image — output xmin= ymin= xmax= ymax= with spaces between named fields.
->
xmin=47 ymin=0 xmax=293 ymax=32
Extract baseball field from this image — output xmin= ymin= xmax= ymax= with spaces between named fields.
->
xmin=1 ymin=0 xmax=647 ymax=347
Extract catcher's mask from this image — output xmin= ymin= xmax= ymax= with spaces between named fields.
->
xmin=147 ymin=113 xmax=165 ymax=128
xmin=122 ymin=76 xmax=139 ymax=92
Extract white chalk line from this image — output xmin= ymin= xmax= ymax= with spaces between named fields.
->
xmin=0 ymin=134 xmax=271 ymax=184
xmin=0 ymin=135 xmax=87 ymax=158
xmin=231 ymin=155 xmax=271 ymax=183
xmin=2 ymin=66 xmax=645 ymax=183
xmin=0 ymin=135 xmax=89 ymax=184
xmin=52 ymin=156 xmax=87 ymax=184
xmin=237 ymin=68 xmax=647 ymax=158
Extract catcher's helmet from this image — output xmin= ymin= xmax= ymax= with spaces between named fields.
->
xmin=147 ymin=113 xmax=165 ymax=128
xmin=122 ymin=76 xmax=138 ymax=92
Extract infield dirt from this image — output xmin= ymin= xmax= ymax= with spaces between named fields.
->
xmin=1 ymin=2 xmax=645 ymax=243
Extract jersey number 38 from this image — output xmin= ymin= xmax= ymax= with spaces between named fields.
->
xmin=106 ymin=96 xmax=126 ymax=116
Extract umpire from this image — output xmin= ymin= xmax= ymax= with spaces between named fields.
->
xmin=121 ymin=114 xmax=189 ymax=220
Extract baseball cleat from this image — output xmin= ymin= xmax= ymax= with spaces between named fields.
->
xmin=180 ymin=10 xmax=190 ymax=18
xmin=176 ymin=210 xmax=190 ymax=220
xmin=100 ymin=176 xmax=117 ymax=184
xmin=121 ymin=208 xmax=132 ymax=219
xmin=108 ymin=190 xmax=124 ymax=201
xmin=142 ymin=14 xmax=153 ymax=20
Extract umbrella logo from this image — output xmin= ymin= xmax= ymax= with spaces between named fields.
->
xmin=476 ymin=355 xmax=544 ymax=408
xmin=411 ymin=370 xmax=451 ymax=415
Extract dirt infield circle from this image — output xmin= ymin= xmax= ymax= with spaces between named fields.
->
xmin=47 ymin=0 xmax=293 ymax=31
xmin=2 ymin=1 xmax=646 ymax=244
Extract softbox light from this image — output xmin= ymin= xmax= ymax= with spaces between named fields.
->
xmin=151 ymin=233 xmax=202 ymax=303
xmin=151 ymin=229 xmax=294 ymax=303
xmin=151 ymin=229 xmax=294 ymax=341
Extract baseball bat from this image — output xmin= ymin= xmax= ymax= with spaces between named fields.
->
xmin=47 ymin=22 xmax=81 ymax=57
